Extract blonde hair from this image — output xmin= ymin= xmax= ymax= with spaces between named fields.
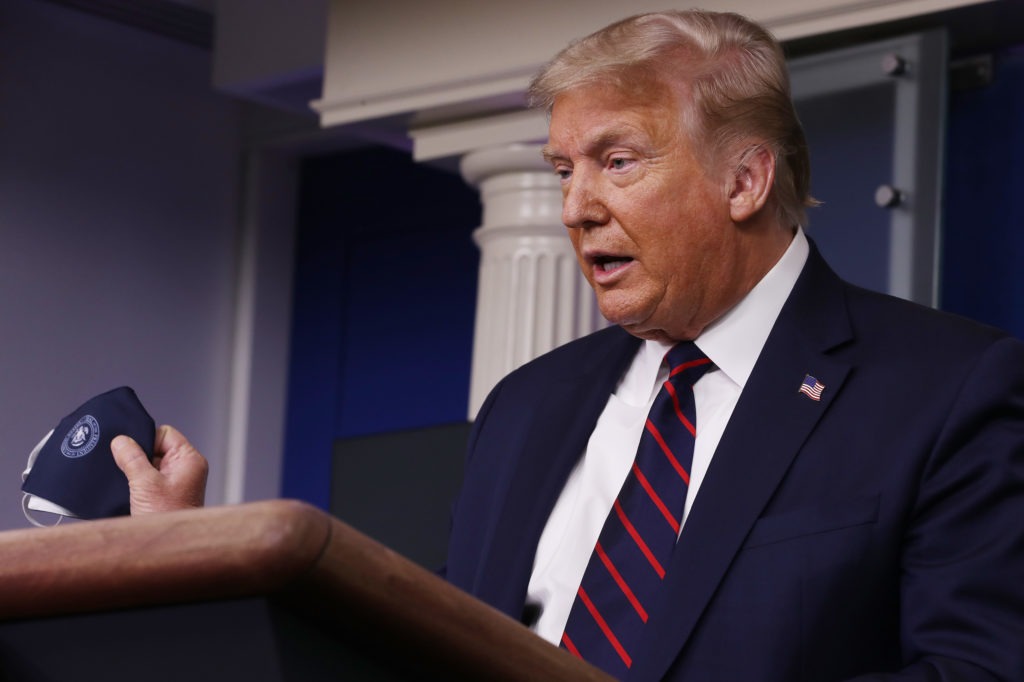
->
xmin=528 ymin=10 xmax=815 ymax=228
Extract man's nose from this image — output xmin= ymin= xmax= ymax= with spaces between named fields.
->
xmin=562 ymin=176 xmax=609 ymax=229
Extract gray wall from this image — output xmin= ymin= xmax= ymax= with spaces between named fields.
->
xmin=0 ymin=0 xmax=243 ymax=528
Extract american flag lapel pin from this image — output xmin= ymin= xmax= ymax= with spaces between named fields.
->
xmin=798 ymin=374 xmax=825 ymax=401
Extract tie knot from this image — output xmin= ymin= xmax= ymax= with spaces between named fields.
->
xmin=664 ymin=341 xmax=713 ymax=386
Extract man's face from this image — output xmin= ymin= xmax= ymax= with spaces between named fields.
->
xmin=544 ymin=82 xmax=751 ymax=342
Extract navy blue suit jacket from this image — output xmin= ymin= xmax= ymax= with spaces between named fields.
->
xmin=446 ymin=245 xmax=1024 ymax=681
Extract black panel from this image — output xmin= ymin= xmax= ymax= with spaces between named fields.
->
xmin=0 ymin=599 xmax=404 ymax=682
xmin=332 ymin=422 xmax=471 ymax=570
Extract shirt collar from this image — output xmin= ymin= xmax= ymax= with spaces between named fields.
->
xmin=695 ymin=228 xmax=808 ymax=388
xmin=635 ymin=227 xmax=809 ymax=394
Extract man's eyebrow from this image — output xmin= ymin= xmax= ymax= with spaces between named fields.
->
xmin=590 ymin=128 xmax=640 ymax=151
xmin=540 ymin=144 xmax=561 ymax=164
xmin=541 ymin=128 xmax=642 ymax=165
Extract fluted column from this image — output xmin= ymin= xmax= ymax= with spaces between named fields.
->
xmin=461 ymin=143 xmax=604 ymax=419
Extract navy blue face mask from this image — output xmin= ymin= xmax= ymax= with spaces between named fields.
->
xmin=20 ymin=387 xmax=155 ymax=525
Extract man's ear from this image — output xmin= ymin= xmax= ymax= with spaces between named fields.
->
xmin=727 ymin=145 xmax=775 ymax=223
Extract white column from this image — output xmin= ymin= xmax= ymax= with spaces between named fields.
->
xmin=461 ymin=143 xmax=604 ymax=419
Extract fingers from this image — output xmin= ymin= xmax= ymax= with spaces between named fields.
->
xmin=112 ymin=425 xmax=209 ymax=515
xmin=153 ymin=424 xmax=192 ymax=458
xmin=154 ymin=425 xmax=209 ymax=504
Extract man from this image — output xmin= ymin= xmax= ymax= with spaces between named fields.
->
xmin=442 ymin=9 xmax=1024 ymax=682
xmin=118 ymin=9 xmax=1024 ymax=681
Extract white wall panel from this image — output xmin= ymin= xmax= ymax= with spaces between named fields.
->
xmin=316 ymin=0 xmax=994 ymax=127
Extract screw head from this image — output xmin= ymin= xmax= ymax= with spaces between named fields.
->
xmin=882 ymin=53 xmax=907 ymax=76
xmin=875 ymin=184 xmax=904 ymax=208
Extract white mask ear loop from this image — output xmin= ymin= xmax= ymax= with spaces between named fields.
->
xmin=21 ymin=430 xmax=64 ymax=528
xmin=21 ymin=494 xmax=59 ymax=528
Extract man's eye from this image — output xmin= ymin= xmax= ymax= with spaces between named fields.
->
xmin=609 ymin=158 xmax=631 ymax=170
xmin=555 ymin=168 xmax=572 ymax=180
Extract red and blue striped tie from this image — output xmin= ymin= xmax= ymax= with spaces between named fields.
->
xmin=560 ymin=341 xmax=712 ymax=678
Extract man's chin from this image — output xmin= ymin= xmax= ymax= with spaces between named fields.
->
xmin=600 ymin=308 xmax=669 ymax=342
xmin=606 ymin=310 xmax=696 ymax=343
xmin=620 ymin=324 xmax=677 ymax=343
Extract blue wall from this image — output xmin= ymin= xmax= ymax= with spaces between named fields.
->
xmin=941 ymin=47 xmax=1024 ymax=338
xmin=281 ymin=147 xmax=480 ymax=508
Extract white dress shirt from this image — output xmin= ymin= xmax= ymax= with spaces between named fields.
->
xmin=526 ymin=229 xmax=810 ymax=644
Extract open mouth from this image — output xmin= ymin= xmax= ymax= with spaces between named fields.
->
xmin=594 ymin=255 xmax=633 ymax=272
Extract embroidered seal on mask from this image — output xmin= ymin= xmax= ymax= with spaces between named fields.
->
xmin=61 ymin=415 xmax=100 ymax=458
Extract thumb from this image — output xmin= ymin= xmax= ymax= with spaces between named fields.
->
xmin=111 ymin=435 xmax=154 ymax=480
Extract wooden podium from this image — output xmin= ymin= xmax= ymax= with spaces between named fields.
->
xmin=0 ymin=500 xmax=613 ymax=681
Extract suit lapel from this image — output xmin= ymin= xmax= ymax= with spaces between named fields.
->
xmin=630 ymin=245 xmax=855 ymax=681
xmin=472 ymin=328 xmax=641 ymax=617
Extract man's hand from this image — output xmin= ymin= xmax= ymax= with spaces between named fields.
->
xmin=111 ymin=425 xmax=208 ymax=515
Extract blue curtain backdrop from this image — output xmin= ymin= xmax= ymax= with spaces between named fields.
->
xmin=284 ymin=45 xmax=1024 ymax=509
